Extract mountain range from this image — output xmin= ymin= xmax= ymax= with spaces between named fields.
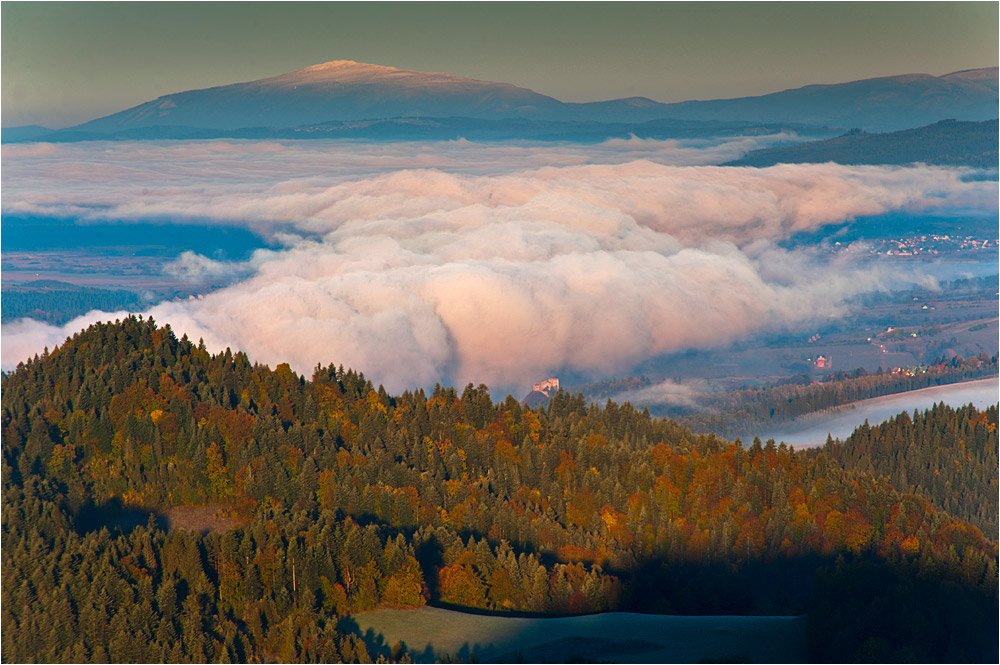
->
xmin=26 ymin=116 xmax=837 ymax=145
xmin=658 ymin=67 xmax=998 ymax=132
xmin=4 ymin=60 xmax=998 ymax=142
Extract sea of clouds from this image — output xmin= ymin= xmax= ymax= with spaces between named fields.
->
xmin=2 ymin=136 xmax=995 ymax=395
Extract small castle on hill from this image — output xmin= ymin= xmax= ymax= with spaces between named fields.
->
xmin=523 ymin=378 xmax=560 ymax=407
xmin=532 ymin=378 xmax=560 ymax=395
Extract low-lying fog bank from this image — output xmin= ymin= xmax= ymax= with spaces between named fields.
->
xmin=755 ymin=377 xmax=999 ymax=448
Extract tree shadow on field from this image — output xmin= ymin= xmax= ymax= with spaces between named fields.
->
xmin=341 ymin=517 xmax=999 ymax=664
xmin=73 ymin=496 xmax=168 ymax=534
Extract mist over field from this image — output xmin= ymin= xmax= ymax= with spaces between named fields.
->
xmin=2 ymin=138 xmax=996 ymax=394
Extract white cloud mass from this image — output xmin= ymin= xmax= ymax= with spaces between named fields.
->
xmin=2 ymin=138 xmax=995 ymax=394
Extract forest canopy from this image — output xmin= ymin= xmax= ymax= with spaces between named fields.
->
xmin=2 ymin=317 xmax=997 ymax=663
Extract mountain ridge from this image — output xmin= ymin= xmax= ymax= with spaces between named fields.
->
xmin=658 ymin=67 xmax=998 ymax=131
xmin=725 ymin=118 xmax=999 ymax=168
xmin=26 ymin=61 xmax=1000 ymax=138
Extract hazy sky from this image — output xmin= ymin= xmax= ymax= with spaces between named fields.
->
xmin=2 ymin=2 xmax=998 ymax=128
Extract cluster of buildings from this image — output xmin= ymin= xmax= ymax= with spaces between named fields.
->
xmin=829 ymin=235 xmax=996 ymax=257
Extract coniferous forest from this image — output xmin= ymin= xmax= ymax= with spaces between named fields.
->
xmin=672 ymin=357 xmax=998 ymax=438
xmin=2 ymin=317 xmax=997 ymax=663
xmin=820 ymin=403 xmax=998 ymax=536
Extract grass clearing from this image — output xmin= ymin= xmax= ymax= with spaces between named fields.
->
xmin=349 ymin=606 xmax=806 ymax=663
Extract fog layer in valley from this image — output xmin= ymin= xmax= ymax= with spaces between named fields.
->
xmin=755 ymin=378 xmax=1000 ymax=448
xmin=3 ymin=138 xmax=995 ymax=394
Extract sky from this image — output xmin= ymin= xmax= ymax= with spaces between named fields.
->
xmin=2 ymin=2 xmax=997 ymax=129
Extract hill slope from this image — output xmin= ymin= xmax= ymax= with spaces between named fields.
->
xmin=73 ymin=60 xmax=566 ymax=132
xmin=1 ymin=317 xmax=997 ymax=662
xmin=819 ymin=403 xmax=999 ymax=534
xmin=725 ymin=119 xmax=999 ymax=168
xmin=0 ymin=125 xmax=54 ymax=141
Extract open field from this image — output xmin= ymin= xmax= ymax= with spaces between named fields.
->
xmin=161 ymin=504 xmax=244 ymax=534
xmin=350 ymin=606 xmax=806 ymax=663
xmin=1 ymin=251 xmax=219 ymax=293
xmin=86 ymin=502 xmax=245 ymax=535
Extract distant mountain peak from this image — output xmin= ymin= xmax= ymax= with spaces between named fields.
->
xmin=73 ymin=60 xmax=562 ymax=132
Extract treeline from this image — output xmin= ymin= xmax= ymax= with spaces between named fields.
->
xmin=2 ymin=317 xmax=997 ymax=662
xmin=1 ymin=285 xmax=143 ymax=325
xmin=817 ymin=403 xmax=998 ymax=535
xmin=674 ymin=356 xmax=997 ymax=438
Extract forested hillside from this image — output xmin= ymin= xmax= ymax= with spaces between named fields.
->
xmin=2 ymin=282 xmax=144 ymax=325
xmin=2 ymin=318 xmax=997 ymax=662
xmin=820 ymin=403 xmax=998 ymax=535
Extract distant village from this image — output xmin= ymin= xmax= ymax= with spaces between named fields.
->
xmin=829 ymin=234 xmax=997 ymax=258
